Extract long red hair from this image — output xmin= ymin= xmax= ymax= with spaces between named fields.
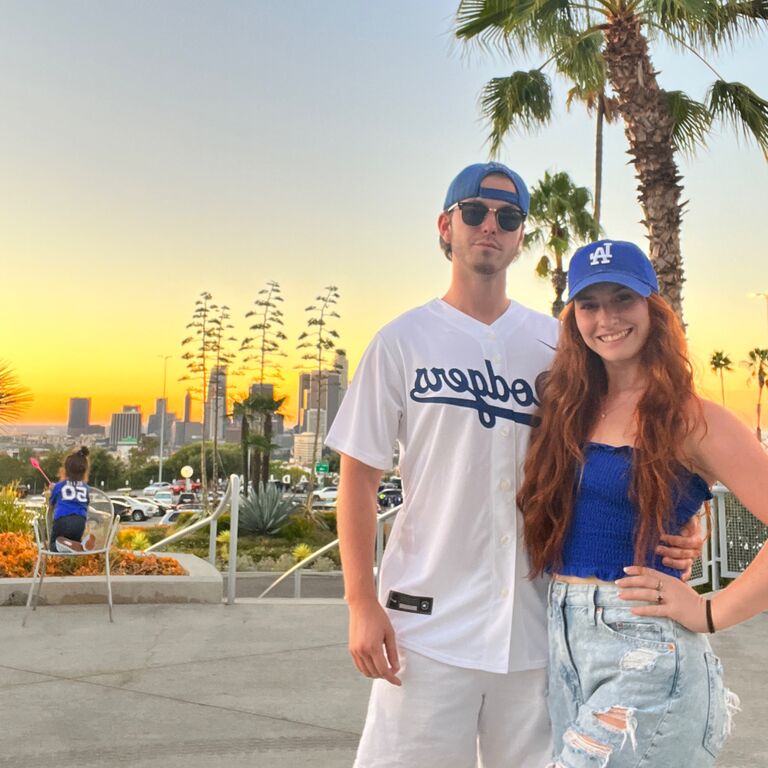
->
xmin=519 ymin=294 xmax=700 ymax=577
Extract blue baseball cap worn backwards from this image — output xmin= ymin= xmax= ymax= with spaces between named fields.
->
xmin=443 ymin=162 xmax=530 ymax=215
xmin=567 ymin=239 xmax=659 ymax=302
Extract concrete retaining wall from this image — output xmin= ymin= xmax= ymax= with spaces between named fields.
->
xmin=1 ymin=552 xmax=222 ymax=606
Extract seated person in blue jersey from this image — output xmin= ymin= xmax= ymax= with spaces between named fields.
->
xmin=518 ymin=240 xmax=768 ymax=767
xmin=49 ymin=446 xmax=96 ymax=553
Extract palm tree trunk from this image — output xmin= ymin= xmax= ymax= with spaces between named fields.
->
xmin=757 ymin=382 xmax=764 ymax=442
xmin=251 ymin=439 xmax=262 ymax=496
xmin=603 ymin=14 xmax=685 ymax=322
xmin=719 ymin=370 xmax=725 ymax=407
xmin=551 ymin=266 xmax=566 ymax=318
xmin=594 ymin=97 xmax=604 ymax=228
xmin=240 ymin=415 xmax=249 ymax=498
xmin=261 ymin=414 xmax=273 ymax=488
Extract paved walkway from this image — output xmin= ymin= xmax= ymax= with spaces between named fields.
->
xmin=2 ymin=600 xmax=765 ymax=767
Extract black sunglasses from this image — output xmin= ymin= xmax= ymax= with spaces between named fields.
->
xmin=450 ymin=201 xmax=526 ymax=232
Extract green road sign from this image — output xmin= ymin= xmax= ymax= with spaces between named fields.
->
xmin=315 ymin=463 xmax=329 ymax=473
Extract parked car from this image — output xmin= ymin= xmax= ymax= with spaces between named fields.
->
xmin=91 ymin=497 xmax=132 ymax=522
xmin=177 ymin=491 xmax=200 ymax=505
xmin=152 ymin=490 xmax=174 ymax=508
xmin=108 ymin=495 xmax=158 ymax=521
xmin=170 ymin=480 xmax=202 ymax=494
xmin=134 ymin=495 xmax=166 ymax=514
xmin=158 ymin=509 xmax=183 ymax=526
xmin=377 ymin=489 xmax=403 ymax=508
xmin=311 ymin=486 xmax=339 ymax=502
xmin=142 ymin=481 xmax=172 ymax=496
xmin=159 ymin=507 xmax=201 ymax=526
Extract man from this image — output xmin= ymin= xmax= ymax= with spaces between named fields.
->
xmin=325 ymin=162 xmax=696 ymax=767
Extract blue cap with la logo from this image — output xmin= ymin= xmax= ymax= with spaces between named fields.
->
xmin=567 ymin=239 xmax=659 ymax=303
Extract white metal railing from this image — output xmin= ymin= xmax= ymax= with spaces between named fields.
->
xmin=258 ymin=504 xmax=402 ymax=599
xmin=241 ymin=483 xmax=768 ymax=601
xmin=145 ymin=474 xmax=241 ymax=604
xmin=689 ymin=483 xmax=767 ymax=590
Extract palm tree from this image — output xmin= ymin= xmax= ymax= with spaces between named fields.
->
xmin=455 ymin=0 xmax=768 ymax=320
xmin=250 ymin=393 xmax=286 ymax=491
xmin=231 ymin=392 xmax=285 ymax=496
xmin=526 ymin=171 xmax=600 ymax=317
xmin=0 ymin=362 xmax=32 ymax=425
xmin=709 ymin=350 xmax=733 ymax=406
xmin=744 ymin=347 xmax=768 ymax=441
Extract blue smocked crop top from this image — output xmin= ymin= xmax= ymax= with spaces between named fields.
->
xmin=558 ymin=442 xmax=712 ymax=582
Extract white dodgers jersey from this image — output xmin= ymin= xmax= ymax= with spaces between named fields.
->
xmin=326 ymin=298 xmax=558 ymax=673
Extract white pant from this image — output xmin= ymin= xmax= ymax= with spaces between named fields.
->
xmin=354 ymin=647 xmax=552 ymax=768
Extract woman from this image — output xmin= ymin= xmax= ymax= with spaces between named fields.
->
xmin=518 ymin=239 xmax=767 ymax=767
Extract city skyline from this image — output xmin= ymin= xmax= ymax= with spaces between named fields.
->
xmin=1 ymin=3 xmax=766 ymax=434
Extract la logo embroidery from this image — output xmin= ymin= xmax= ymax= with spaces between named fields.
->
xmin=589 ymin=243 xmax=613 ymax=266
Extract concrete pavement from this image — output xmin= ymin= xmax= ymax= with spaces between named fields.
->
xmin=1 ymin=600 xmax=765 ymax=767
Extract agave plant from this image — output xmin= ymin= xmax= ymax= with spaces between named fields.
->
xmin=238 ymin=482 xmax=299 ymax=535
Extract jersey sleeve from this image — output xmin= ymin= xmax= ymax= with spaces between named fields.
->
xmin=325 ymin=332 xmax=404 ymax=470
xmin=50 ymin=480 xmax=63 ymax=506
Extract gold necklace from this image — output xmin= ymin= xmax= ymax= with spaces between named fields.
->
xmin=600 ymin=389 xmax=644 ymax=419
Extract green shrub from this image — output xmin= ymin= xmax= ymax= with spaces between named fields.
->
xmin=278 ymin=515 xmax=318 ymax=542
xmin=0 ymin=483 xmax=32 ymax=534
xmin=313 ymin=556 xmax=337 ymax=572
xmin=137 ymin=525 xmax=173 ymax=545
xmin=317 ymin=511 xmax=337 ymax=534
xmin=255 ymin=552 xmax=295 ymax=572
xmin=176 ymin=511 xmax=201 ymax=528
xmin=236 ymin=553 xmax=256 ymax=571
xmin=238 ymin=484 xmax=299 ymax=535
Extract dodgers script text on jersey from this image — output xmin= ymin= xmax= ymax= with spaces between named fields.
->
xmin=409 ymin=359 xmax=540 ymax=428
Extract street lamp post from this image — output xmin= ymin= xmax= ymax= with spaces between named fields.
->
xmin=749 ymin=292 xmax=768 ymax=343
xmin=158 ymin=355 xmax=171 ymax=482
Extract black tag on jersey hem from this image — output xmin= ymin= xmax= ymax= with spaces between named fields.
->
xmin=387 ymin=590 xmax=433 ymax=615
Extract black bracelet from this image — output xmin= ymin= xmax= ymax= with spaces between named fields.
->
xmin=705 ymin=599 xmax=716 ymax=634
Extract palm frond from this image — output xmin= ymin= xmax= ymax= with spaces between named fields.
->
xmin=456 ymin=0 xmax=543 ymax=54
xmin=554 ymin=30 xmax=606 ymax=94
xmin=644 ymin=0 xmax=711 ymax=29
xmin=480 ymin=70 xmax=553 ymax=155
xmin=664 ymin=90 xmax=712 ymax=155
xmin=708 ymin=80 xmax=768 ymax=153
xmin=456 ymin=0 xmax=604 ymax=58
xmin=697 ymin=0 xmax=768 ymax=49
xmin=0 ymin=362 xmax=32 ymax=425
xmin=535 ymin=255 xmax=552 ymax=277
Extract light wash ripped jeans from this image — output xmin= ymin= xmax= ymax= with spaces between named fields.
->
xmin=546 ymin=581 xmax=739 ymax=768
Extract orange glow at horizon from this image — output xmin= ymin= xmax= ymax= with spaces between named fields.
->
xmin=10 ymin=337 xmax=764 ymax=438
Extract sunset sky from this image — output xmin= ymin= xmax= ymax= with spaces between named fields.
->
xmin=1 ymin=2 xmax=766 ymax=432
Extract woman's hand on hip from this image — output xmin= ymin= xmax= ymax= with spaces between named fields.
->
xmin=616 ymin=566 xmax=709 ymax=633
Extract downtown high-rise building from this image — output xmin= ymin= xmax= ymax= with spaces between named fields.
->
xmin=67 ymin=398 xmax=91 ymax=436
xmin=205 ymin=366 xmax=228 ymax=441
xmin=296 ymin=350 xmax=348 ymax=438
xmin=147 ymin=398 xmax=176 ymax=445
xmin=109 ymin=406 xmax=142 ymax=446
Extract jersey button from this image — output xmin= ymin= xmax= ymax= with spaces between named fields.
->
xmin=499 ymin=478 xmax=511 ymax=491
xmin=500 ymin=588 xmax=509 ymax=598
xmin=500 ymin=426 xmax=510 ymax=437
xmin=500 ymin=535 xmax=510 ymax=546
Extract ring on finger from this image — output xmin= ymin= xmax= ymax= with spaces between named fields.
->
xmin=657 ymin=580 xmax=663 ymax=592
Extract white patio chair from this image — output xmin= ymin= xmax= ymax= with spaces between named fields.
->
xmin=23 ymin=487 xmax=121 ymax=625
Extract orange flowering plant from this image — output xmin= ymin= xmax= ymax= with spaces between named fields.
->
xmin=0 ymin=532 xmax=187 ymax=577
